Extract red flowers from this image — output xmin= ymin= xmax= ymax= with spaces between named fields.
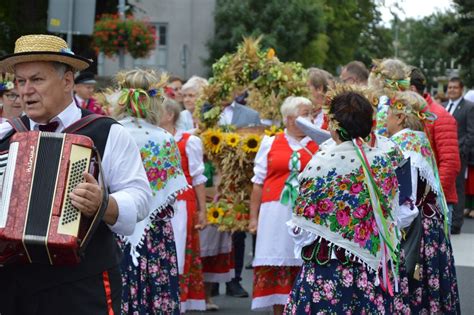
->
xmin=93 ymin=14 xmax=157 ymax=58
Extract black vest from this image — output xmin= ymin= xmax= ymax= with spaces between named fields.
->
xmin=0 ymin=110 xmax=122 ymax=293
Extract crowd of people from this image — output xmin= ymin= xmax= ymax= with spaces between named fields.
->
xmin=0 ymin=33 xmax=469 ymax=315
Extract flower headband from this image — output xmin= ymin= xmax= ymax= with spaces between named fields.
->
xmin=0 ymin=73 xmax=15 ymax=92
xmin=371 ymin=59 xmax=410 ymax=92
xmin=389 ymin=96 xmax=436 ymax=123
xmin=117 ymin=87 xmax=163 ymax=119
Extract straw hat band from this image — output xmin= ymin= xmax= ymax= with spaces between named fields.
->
xmin=15 ymin=35 xmax=70 ymax=54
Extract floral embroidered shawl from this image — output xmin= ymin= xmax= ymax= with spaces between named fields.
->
xmin=291 ymin=141 xmax=400 ymax=273
xmin=120 ymin=117 xmax=189 ymax=264
xmin=391 ymin=129 xmax=449 ymax=226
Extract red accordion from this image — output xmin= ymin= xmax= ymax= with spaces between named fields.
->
xmin=0 ymin=131 xmax=107 ymax=265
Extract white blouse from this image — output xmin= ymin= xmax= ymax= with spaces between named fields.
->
xmin=174 ymin=130 xmax=207 ymax=186
xmin=251 ymin=130 xmax=313 ymax=185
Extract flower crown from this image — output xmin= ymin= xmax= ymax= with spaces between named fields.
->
xmin=371 ymin=59 xmax=410 ymax=91
xmin=0 ymin=73 xmax=15 ymax=92
xmin=389 ymin=94 xmax=436 ymax=123
xmin=323 ymin=83 xmax=379 ymax=133
xmin=115 ymin=72 xmax=168 ymax=119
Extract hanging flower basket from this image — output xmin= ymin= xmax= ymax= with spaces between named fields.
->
xmin=92 ymin=14 xmax=157 ymax=59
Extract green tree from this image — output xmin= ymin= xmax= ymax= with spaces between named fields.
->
xmin=396 ymin=12 xmax=457 ymax=88
xmin=322 ymin=0 xmax=385 ymax=73
xmin=207 ymin=0 xmax=326 ymax=68
xmin=452 ymin=0 xmax=474 ymax=86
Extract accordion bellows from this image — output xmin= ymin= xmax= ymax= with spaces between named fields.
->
xmin=0 ymin=131 xmax=104 ymax=265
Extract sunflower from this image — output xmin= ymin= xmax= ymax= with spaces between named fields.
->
xmin=225 ymin=133 xmax=241 ymax=147
xmin=241 ymin=134 xmax=261 ymax=153
xmin=264 ymin=125 xmax=282 ymax=137
xmin=202 ymin=129 xmax=224 ymax=154
xmin=207 ymin=205 xmax=224 ymax=224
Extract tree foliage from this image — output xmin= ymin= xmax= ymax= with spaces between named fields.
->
xmin=208 ymin=0 xmax=391 ymax=74
xmin=396 ymin=13 xmax=457 ymax=88
xmin=207 ymin=0 xmax=326 ymax=68
xmin=452 ymin=0 xmax=474 ymax=86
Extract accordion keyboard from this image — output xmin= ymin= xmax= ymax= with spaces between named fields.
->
xmin=57 ymin=145 xmax=91 ymax=236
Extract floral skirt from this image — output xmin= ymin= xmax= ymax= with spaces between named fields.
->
xmin=120 ymin=219 xmax=180 ymax=315
xmin=179 ymin=201 xmax=206 ymax=311
xmin=284 ymin=260 xmax=395 ymax=314
xmin=201 ymin=251 xmax=234 ymax=283
xmin=409 ymin=213 xmax=461 ymax=314
xmin=252 ymin=266 xmax=300 ymax=310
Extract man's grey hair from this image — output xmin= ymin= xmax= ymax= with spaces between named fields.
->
xmin=51 ymin=62 xmax=75 ymax=77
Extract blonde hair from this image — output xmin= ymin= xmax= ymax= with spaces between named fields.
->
xmin=280 ymin=96 xmax=312 ymax=124
xmin=368 ymin=59 xmax=410 ymax=94
xmin=161 ymin=97 xmax=182 ymax=126
xmin=113 ymin=68 xmax=167 ymax=125
xmin=390 ymin=91 xmax=427 ymax=131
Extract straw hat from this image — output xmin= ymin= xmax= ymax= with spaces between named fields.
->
xmin=0 ymin=34 xmax=92 ymax=73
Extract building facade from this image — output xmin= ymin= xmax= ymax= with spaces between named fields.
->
xmin=99 ymin=0 xmax=216 ymax=79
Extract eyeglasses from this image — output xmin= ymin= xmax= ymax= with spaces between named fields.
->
xmin=4 ymin=93 xmax=19 ymax=101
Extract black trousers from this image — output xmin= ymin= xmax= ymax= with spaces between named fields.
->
xmin=0 ymin=266 xmax=122 ymax=315
xmin=453 ymin=158 xmax=467 ymax=229
xmin=232 ymin=231 xmax=246 ymax=281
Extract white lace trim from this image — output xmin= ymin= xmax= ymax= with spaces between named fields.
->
xmin=251 ymin=294 xmax=290 ymax=311
xmin=180 ymin=299 xmax=206 ymax=312
xmin=252 ymin=257 xmax=302 ymax=267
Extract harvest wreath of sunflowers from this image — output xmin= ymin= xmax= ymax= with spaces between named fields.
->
xmin=198 ymin=37 xmax=308 ymax=232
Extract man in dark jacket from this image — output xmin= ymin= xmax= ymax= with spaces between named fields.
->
xmin=443 ymin=76 xmax=474 ymax=234
xmin=409 ymin=68 xmax=460 ymax=229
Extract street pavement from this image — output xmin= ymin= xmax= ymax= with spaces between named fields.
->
xmin=189 ymin=219 xmax=474 ymax=314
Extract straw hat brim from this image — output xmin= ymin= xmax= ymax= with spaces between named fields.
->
xmin=0 ymin=51 xmax=92 ymax=73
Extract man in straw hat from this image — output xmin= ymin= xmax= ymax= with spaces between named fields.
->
xmin=0 ymin=34 xmax=151 ymax=314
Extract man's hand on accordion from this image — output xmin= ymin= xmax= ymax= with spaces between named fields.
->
xmin=69 ymin=172 xmax=117 ymax=225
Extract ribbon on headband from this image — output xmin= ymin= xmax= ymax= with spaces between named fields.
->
xmin=384 ymin=78 xmax=410 ymax=91
xmin=118 ymin=88 xmax=161 ymax=119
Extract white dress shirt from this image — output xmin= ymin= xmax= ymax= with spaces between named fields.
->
xmin=218 ymin=102 xmax=236 ymax=126
xmin=174 ymin=130 xmax=207 ymax=186
xmin=0 ymin=101 xmax=152 ymax=236
xmin=447 ymin=96 xmax=462 ymax=115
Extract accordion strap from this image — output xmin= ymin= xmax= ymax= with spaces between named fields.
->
xmin=8 ymin=117 xmax=29 ymax=132
xmin=79 ymin=148 xmax=109 ymax=255
xmin=63 ymin=114 xmax=104 ymax=134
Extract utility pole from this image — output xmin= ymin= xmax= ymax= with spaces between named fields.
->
xmin=66 ymin=0 xmax=74 ymax=49
xmin=118 ymin=0 xmax=126 ymax=68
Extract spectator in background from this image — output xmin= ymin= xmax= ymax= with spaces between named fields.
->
xmin=73 ymin=72 xmax=106 ymax=115
xmin=340 ymin=60 xmax=369 ymax=86
xmin=166 ymin=75 xmax=184 ymax=105
xmin=307 ymin=68 xmax=333 ymax=128
xmin=177 ymin=76 xmax=208 ymax=131
xmin=409 ymin=68 xmax=460 ymax=227
xmin=0 ymin=73 xmax=23 ymax=122
xmin=443 ymin=77 xmax=474 ymax=234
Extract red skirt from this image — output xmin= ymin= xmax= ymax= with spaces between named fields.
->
xmin=466 ymin=166 xmax=474 ymax=195
xmin=179 ymin=199 xmax=206 ymax=310
xmin=252 ymin=266 xmax=300 ymax=309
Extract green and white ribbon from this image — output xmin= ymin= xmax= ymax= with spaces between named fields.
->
xmin=280 ymin=151 xmax=301 ymax=207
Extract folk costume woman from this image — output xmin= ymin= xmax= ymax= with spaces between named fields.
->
xmin=285 ymin=91 xmax=401 ymax=314
xmin=368 ymin=58 xmax=410 ymax=137
xmin=248 ymin=97 xmax=318 ymax=314
xmin=386 ymin=91 xmax=461 ymax=314
xmin=160 ymin=99 xmax=207 ymax=312
xmin=114 ymin=69 xmax=189 ymax=314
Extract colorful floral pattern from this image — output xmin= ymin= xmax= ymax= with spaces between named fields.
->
xmin=120 ymin=219 xmax=180 ymax=314
xmin=391 ymin=130 xmax=433 ymax=159
xmin=294 ymin=155 xmax=398 ymax=257
xmin=140 ymin=139 xmax=182 ymax=194
xmin=409 ymin=206 xmax=461 ymax=314
xmin=253 ymin=266 xmax=301 ymax=299
xmin=284 ymin=260 xmax=395 ymax=314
